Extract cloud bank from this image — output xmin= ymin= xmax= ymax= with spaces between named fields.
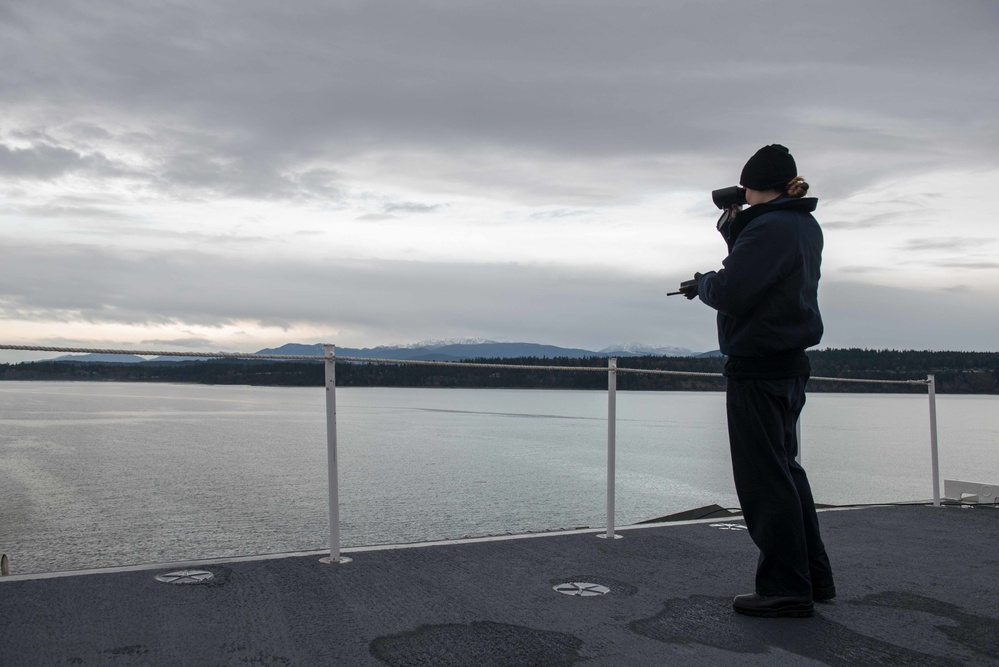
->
xmin=1 ymin=0 xmax=997 ymax=357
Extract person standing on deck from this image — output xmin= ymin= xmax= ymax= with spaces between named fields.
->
xmin=678 ymin=144 xmax=835 ymax=618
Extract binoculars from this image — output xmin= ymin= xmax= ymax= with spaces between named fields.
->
xmin=711 ymin=186 xmax=746 ymax=230
xmin=712 ymin=185 xmax=746 ymax=209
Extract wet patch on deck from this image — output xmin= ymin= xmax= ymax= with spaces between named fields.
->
xmin=370 ymin=621 xmax=584 ymax=666
xmin=853 ymin=591 xmax=999 ymax=659
xmin=629 ymin=594 xmax=961 ymax=666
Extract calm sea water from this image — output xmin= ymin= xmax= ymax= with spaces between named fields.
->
xmin=1 ymin=382 xmax=996 ymax=574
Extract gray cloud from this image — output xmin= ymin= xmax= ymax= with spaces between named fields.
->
xmin=384 ymin=203 xmax=444 ymax=214
xmin=0 ymin=240 xmax=715 ymax=351
xmin=530 ymin=209 xmax=591 ymax=220
xmin=9 ymin=202 xmax=132 ymax=221
xmin=823 ymin=215 xmax=903 ymax=231
xmin=820 ymin=280 xmax=999 ymax=351
xmin=900 ymin=237 xmax=994 ymax=252
xmin=823 ymin=220 xmax=880 ymax=231
xmin=838 ymin=265 xmax=894 ymax=275
xmin=934 ymin=261 xmax=999 ymax=270
xmin=2 ymin=239 xmax=997 ymax=352
xmin=0 ymin=202 xmax=273 ymax=244
xmin=0 ymin=143 xmax=122 ymax=180
xmin=1 ymin=1 xmax=998 ymax=354
xmin=893 ymin=237 xmax=999 ymax=271
xmin=294 ymin=168 xmax=343 ymax=201
xmin=140 ymin=337 xmax=214 ymax=348
xmin=2 ymin=1 xmax=996 ymax=202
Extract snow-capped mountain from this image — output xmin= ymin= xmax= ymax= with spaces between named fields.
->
xmin=598 ymin=343 xmax=696 ymax=357
xmin=246 ymin=341 xmax=702 ymax=360
xmin=45 ymin=340 xmax=707 ymax=363
xmin=400 ymin=338 xmax=497 ymax=349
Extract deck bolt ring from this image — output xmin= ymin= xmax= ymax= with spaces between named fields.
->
xmin=553 ymin=582 xmax=611 ymax=596
xmin=154 ymin=569 xmax=216 ymax=584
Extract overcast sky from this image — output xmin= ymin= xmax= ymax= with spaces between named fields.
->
xmin=2 ymin=0 xmax=998 ymax=361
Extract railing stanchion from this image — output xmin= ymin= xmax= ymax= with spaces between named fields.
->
xmin=599 ymin=358 xmax=621 ymax=540
xmin=928 ymin=374 xmax=941 ymax=507
xmin=321 ymin=344 xmax=351 ymax=563
xmin=795 ymin=417 xmax=802 ymax=465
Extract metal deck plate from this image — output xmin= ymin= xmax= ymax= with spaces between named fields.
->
xmin=709 ymin=523 xmax=747 ymax=531
xmin=553 ymin=582 xmax=610 ymax=596
xmin=154 ymin=570 xmax=216 ymax=584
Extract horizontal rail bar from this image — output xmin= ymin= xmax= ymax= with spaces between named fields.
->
xmin=0 ymin=344 xmax=930 ymax=386
xmin=809 ymin=375 xmax=928 ymax=385
xmin=0 ymin=344 xmax=325 ymax=361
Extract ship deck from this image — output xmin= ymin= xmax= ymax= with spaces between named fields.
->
xmin=2 ymin=504 xmax=998 ymax=666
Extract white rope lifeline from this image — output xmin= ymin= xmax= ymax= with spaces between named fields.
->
xmin=0 ymin=344 xmax=323 ymax=362
xmin=0 ymin=344 xmax=931 ymax=385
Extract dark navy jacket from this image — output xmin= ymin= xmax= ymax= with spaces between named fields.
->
xmin=696 ymin=196 xmax=823 ymax=361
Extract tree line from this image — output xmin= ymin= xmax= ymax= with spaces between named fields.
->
xmin=1 ymin=348 xmax=996 ymax=393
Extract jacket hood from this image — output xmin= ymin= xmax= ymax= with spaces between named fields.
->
xmin=771 ymin=196 xmax=818 ymax=213
xmin=721 ymin=196 xmax=818 ymax=247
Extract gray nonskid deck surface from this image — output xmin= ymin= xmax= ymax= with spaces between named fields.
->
xmin=2 ymin=505 xmax=998 ymax=666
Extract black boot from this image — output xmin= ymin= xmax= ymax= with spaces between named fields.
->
xmin=733 ymin=593 xmax=814 ymax=618
xmin=812 ymin=577 xmax=836 ymax=602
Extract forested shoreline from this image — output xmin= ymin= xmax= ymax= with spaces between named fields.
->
xmin=1 ymin=349 xmax=996 ymax=394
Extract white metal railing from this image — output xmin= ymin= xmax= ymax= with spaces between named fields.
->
xmin=0 ymin=343 xmax=937 ymax=565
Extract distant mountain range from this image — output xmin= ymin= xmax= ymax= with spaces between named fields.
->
xmin=47 ymin=340 xmax=719 ymax=363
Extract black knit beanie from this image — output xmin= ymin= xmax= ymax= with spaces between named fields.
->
xmin=740 ymin=144 xmax=797 ymax=191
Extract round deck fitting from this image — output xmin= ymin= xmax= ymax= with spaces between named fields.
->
xmin=154 ymin=569 xmax=215 ymax=584
xmin=553 ymin=582 xmax=611 ymax=597
xmin=709 ymin=523 xmax=747 ymax=531
xmin=319 ymin=556 xmax=352 ymax=564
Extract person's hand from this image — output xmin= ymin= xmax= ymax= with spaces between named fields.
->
xmin=717 ymin=205 xmax=742 ymax=231
xmin=679 ymin=272 xmax=703 ymax=300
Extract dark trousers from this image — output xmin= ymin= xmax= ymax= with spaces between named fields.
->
xmin=726 ymin=375 xmax=833 ymax=597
